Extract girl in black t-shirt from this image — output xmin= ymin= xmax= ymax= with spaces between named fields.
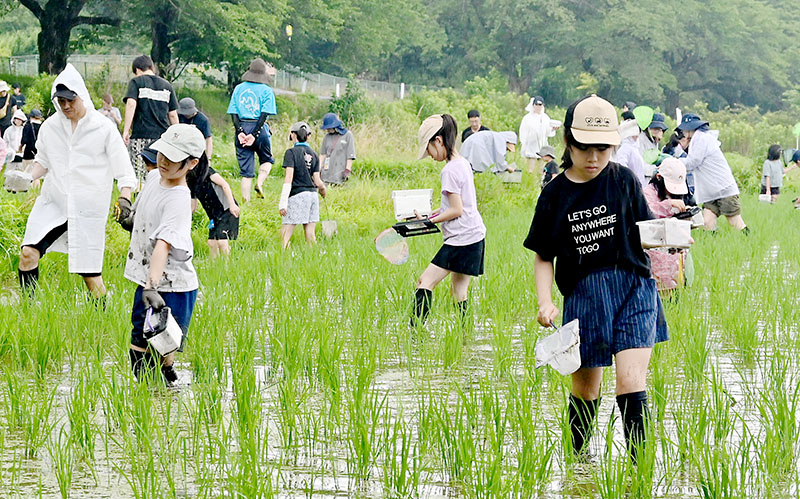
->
xmin=524 ymin=95 xmax=668 ymax=463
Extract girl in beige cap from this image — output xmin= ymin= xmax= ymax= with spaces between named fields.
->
xmin=524 ymin=95 xmax=668 ymax=464
xmin=412 ymin=114 xmax=486 ymax=330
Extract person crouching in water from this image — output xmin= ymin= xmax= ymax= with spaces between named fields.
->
xmin=524 ymin=95 xmax=668 ymax=462
xmin=278 ymin=122 xmax=327 ymax=248
xmin=124 ymin=124 xmax=202 ymax=385
xmin=19 ymin=64 xmax=135 ymax=302
xmin=412 ymin=114 xmax=486 ymax=329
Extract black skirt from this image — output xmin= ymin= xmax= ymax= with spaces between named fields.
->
xmin=431 ymin=239 xmax=485 ymax=276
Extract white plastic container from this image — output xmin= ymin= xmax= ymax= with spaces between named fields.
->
xmin=144 ymin=307 xmax=183 ymax=355
xmin=498 ymin=170 xmax=522 ymax=183
xmin=392 ymin=189 xmax=433 ymax=221
xmin=3 ymin=169 xmax=33 ymax=193
xmin=535 ymin=319 xmax=581 ymax=375
xmin=637 ymin=218 xmax=692 ymax=248
xmin=758 ymin=194 xmax=771 ymax=203
xmin=690 ymin=209 xmax=704 ymax=228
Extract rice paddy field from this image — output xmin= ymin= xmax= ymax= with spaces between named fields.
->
xmin=0 ymin=138 xmax=799 ymax=498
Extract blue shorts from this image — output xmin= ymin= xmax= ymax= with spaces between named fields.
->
xmin=236 ymin=121 xmax=273 ymax=178
xmin=130 ymin=286 xmax=198 ymax=352
xmin=563 ymin=268 xmax=668 ymax=368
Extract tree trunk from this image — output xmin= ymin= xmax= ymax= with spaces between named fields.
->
xmin=664 ymin=88 xmax=680 ymax=117
xmin=150 ymin=2 xmax=176 ymax=79
xmin=37 ymin=3 xmax=84 ymax=74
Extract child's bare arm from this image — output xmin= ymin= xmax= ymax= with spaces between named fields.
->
xmin=147 ymin=240 xmax=171 ymax=289
xmin=210 ymin=172 xmax=239 ymax=217
xmin=312 ymin=172 xmax=326 ymax=198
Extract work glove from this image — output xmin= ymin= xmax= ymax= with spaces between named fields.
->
xmin=114 ymin=197 xmax=132 ymax=221
xmin=142 ymin=288 xmax=165 ymax=311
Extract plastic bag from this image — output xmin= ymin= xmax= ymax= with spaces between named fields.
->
xmin=4 ymin=169 xmax=32 ymax=193
xmin=535 ymin=319 xmax=581 ymax=375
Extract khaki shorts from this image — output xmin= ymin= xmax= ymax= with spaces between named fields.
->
xmin=703 ymin=194 xmax=741 ymax=217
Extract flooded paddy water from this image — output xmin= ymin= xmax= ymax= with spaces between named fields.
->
xmin=0 ymin=196 xmax=799 ymax=498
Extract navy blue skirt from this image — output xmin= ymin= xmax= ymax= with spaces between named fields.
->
xmin=431 ymin=239 xmax=485 ymax=276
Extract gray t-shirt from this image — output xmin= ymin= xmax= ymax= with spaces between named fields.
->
xmin=320 ymin=130 xmax=356 ymax=184
xmin=124 ymin=170 xmax=198 ymax=292
xmin=761 ymin=159 xmax=783 ymax=187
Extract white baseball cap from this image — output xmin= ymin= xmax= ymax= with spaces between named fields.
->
xmin=150 ymin=124 xmax=206 ymax=162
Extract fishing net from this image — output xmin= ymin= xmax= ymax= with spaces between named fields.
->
xmin=375 ymin=228 xmax=409 ymax=265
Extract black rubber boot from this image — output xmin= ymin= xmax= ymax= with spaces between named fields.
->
xmin=18 ymin=267 xmax=39 ymax=296
xmin=569 ymin=395 xmax=600 ymax=456
xmin=129 ymin=349 xmax=156 ymax=382
xmin=411 ymin=288 xmax=432 ymax=327
xmin=161 ymin=365 xmax=178 ymax=387
xmin=617 ymin=391 xmax=649 ymax=464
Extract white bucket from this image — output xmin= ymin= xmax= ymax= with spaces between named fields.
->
xmin=535 ymin=319 xmax=581 ymax=375
xmin=3 ymin=169 xmax=32 ymax=193
xmin=392 ymin=189 xmax=433 ymax=221
xmin=321 ymin=220 xmax=338 ymax=237
xmin=637 ymin=218 xmax=692 ymax=248
xmin=144 ymin=307 xmax=183 ymax=356
xmin=758 ymin=194 xmax=771 ymax=203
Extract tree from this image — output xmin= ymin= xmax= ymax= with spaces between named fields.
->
xmin=16 ymin=0 xmax=119 ymax=74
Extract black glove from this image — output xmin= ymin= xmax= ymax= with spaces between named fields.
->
xmin=114 ymin=197 xmax=132 ymax=221
xmin=142 ymin=288 xmax=165 ymax=310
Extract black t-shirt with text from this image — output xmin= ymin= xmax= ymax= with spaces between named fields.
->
xmin=523 ymin=162 xmax=653 ymax=297
xmin=282 ymin=144 xmax=319 ymax=197
xmin=10 ymin=94 xmax=25 ymax=110
xmin=462 ymin=125 xmax=490 ymax=143
xmin=188 ymin=166 xmax=235 ymax=222
xmin=179 ymin=112 xmax=212 ymax=139
xmin=124 ymin=75 xmax=178 ymax=139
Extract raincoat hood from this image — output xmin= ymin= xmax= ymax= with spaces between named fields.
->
xmin=12 ymin=109 xmax=27 ymax=123
xmin=51 ymin=64 xmax=95 ymax=114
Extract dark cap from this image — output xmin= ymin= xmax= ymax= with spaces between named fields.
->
xmin=676 ymin=113 xmax=709 ymax=131
xmin=30 ymin=109 xmax=42 ymax=119
xmin=649 ymin=113 xmax=667 ymax=130
xmin=624 ymin=101 xmax=637 ymax=110
xmin=53 ymin=84 xmax=78 ymax=101
xmin=533 ymin=96 xmax=544 ymax=105
xmin=12 ymin=82 xmax=20 ymax=89
xmin=139 ymin=147 xmax=158 ymax=165
xmin=792 ymin=150 xmax=800 ymax=163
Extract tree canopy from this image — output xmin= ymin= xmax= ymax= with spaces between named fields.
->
xmin=3 ymin=0 xmax=800 ymax=111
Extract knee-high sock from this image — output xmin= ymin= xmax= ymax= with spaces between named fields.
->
xmin=617 ymin=391 xmax=649 ymax=462
xmin=569 ymin=394 xmax=600 ymax=455
xmin=18 ymin=267 xmax=39 ymax=293
xmin=411 ymin=288 xmax=432 ymax=327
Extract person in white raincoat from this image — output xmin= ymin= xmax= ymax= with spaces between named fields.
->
xmin=18 ymin=64 xmax=136 ymax=299
xmin=460 ymin=130 xmax=518 ymax=173
xmin=519 ymin=96 xmax=558 ymax=174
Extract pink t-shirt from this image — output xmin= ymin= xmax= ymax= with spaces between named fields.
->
xmin=440 ymin=156 xmax=486 ymax=246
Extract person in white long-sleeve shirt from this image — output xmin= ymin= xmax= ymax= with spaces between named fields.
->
xmin=678 ymin=113 xmax=747 ymax=233
xmin=18 ymin=64 xmax=137 ymax=300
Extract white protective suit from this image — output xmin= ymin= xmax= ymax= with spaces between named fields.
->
xmin=519 ymin=104 xmax=552 ymax=159
xmin=21 ymin=64 xmax=136 ymax=274
xmin=2 ymin=109 xmax=26 ymax=155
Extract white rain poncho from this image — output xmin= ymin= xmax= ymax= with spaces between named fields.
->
xmin=519 ymin=102 xmax=551 ymax=158
xmin=21 ymin=64 xmax=136 ymax=273
xmin=2 ymin=109 xmax=26 ymax=156
xmin=460 ymin=130 xmax=517 ymax=173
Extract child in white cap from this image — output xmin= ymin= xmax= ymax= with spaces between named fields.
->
xmin=122 ymin=123 xmax=203 ymax=386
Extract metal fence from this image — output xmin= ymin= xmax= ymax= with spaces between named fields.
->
xmin=0 ymin=54 xmax=432 ymax=101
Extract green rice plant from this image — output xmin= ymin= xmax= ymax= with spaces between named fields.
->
xmin=47 ymin=428 xmax=75 ymax=499
xmin=380 ymin=413 xmax=424 ymax=498
xmin=66 ymin=368 xmax=99 ymax=457
xmin=3 ymin=369 xmax=56 ymax=458
xmin=755 ymin=355 xmax=800 ymax=483
xmin=693 ymin=422 xmax=756 ymax=499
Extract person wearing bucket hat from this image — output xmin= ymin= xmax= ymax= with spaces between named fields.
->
xmin=178 ymin=97 xmax=213 ymax=157
xmin=227 ymin=58 xmax=277 ymax=202
xmin=319 ymin=112 xmax=356 ymax=185
xmin=0 ymin=80 xmax=15 ymax=135
xmin=278 ymin=121 xmax=327 ymax=248
xmin=19 ymin=64 xmax=136 ymax=304
xmin=411 ymin=114 xmax=486 ymax=331
xmin=638 ymin=112 xmax=668 ymax=176
xmin=677 ymin=113 xmax=748 ymax=232
xmin=539 ymin=145 xmax=559 ymax=187
xmin=123 ymin=124 xmax=202 ymax=385
xmin=123 ymin=55 xmax=180 ymax=186
xmin=524 ymin=94 xmax=669 ymax=463
xmin=642 ymin=157 xmax=693 ymax=292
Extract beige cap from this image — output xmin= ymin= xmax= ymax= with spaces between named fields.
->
xmin=417 ymin=114 xmax=444 ymax=160
xmin=151 ymin=124 xmax=206 ymax=162
xmin=0 ymin=81 xmax=9 ymax=93
xmin=657 ymin=157 xmax=689 ymax=195
xmin=565 ymin=95 xmax=620 ymax=146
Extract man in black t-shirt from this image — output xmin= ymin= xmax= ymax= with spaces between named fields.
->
xmin=0 ymin=81 xmax=14 ymax=135
xmin=10 ymin=83 xmax=25 ymax=111
xmin=122 ymin=55 xmax=179 ymax=183
xmin=461 ymin=109 xmax=490 ymax=142
xmin=177 ymin=97 xmax=213 ymax=157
